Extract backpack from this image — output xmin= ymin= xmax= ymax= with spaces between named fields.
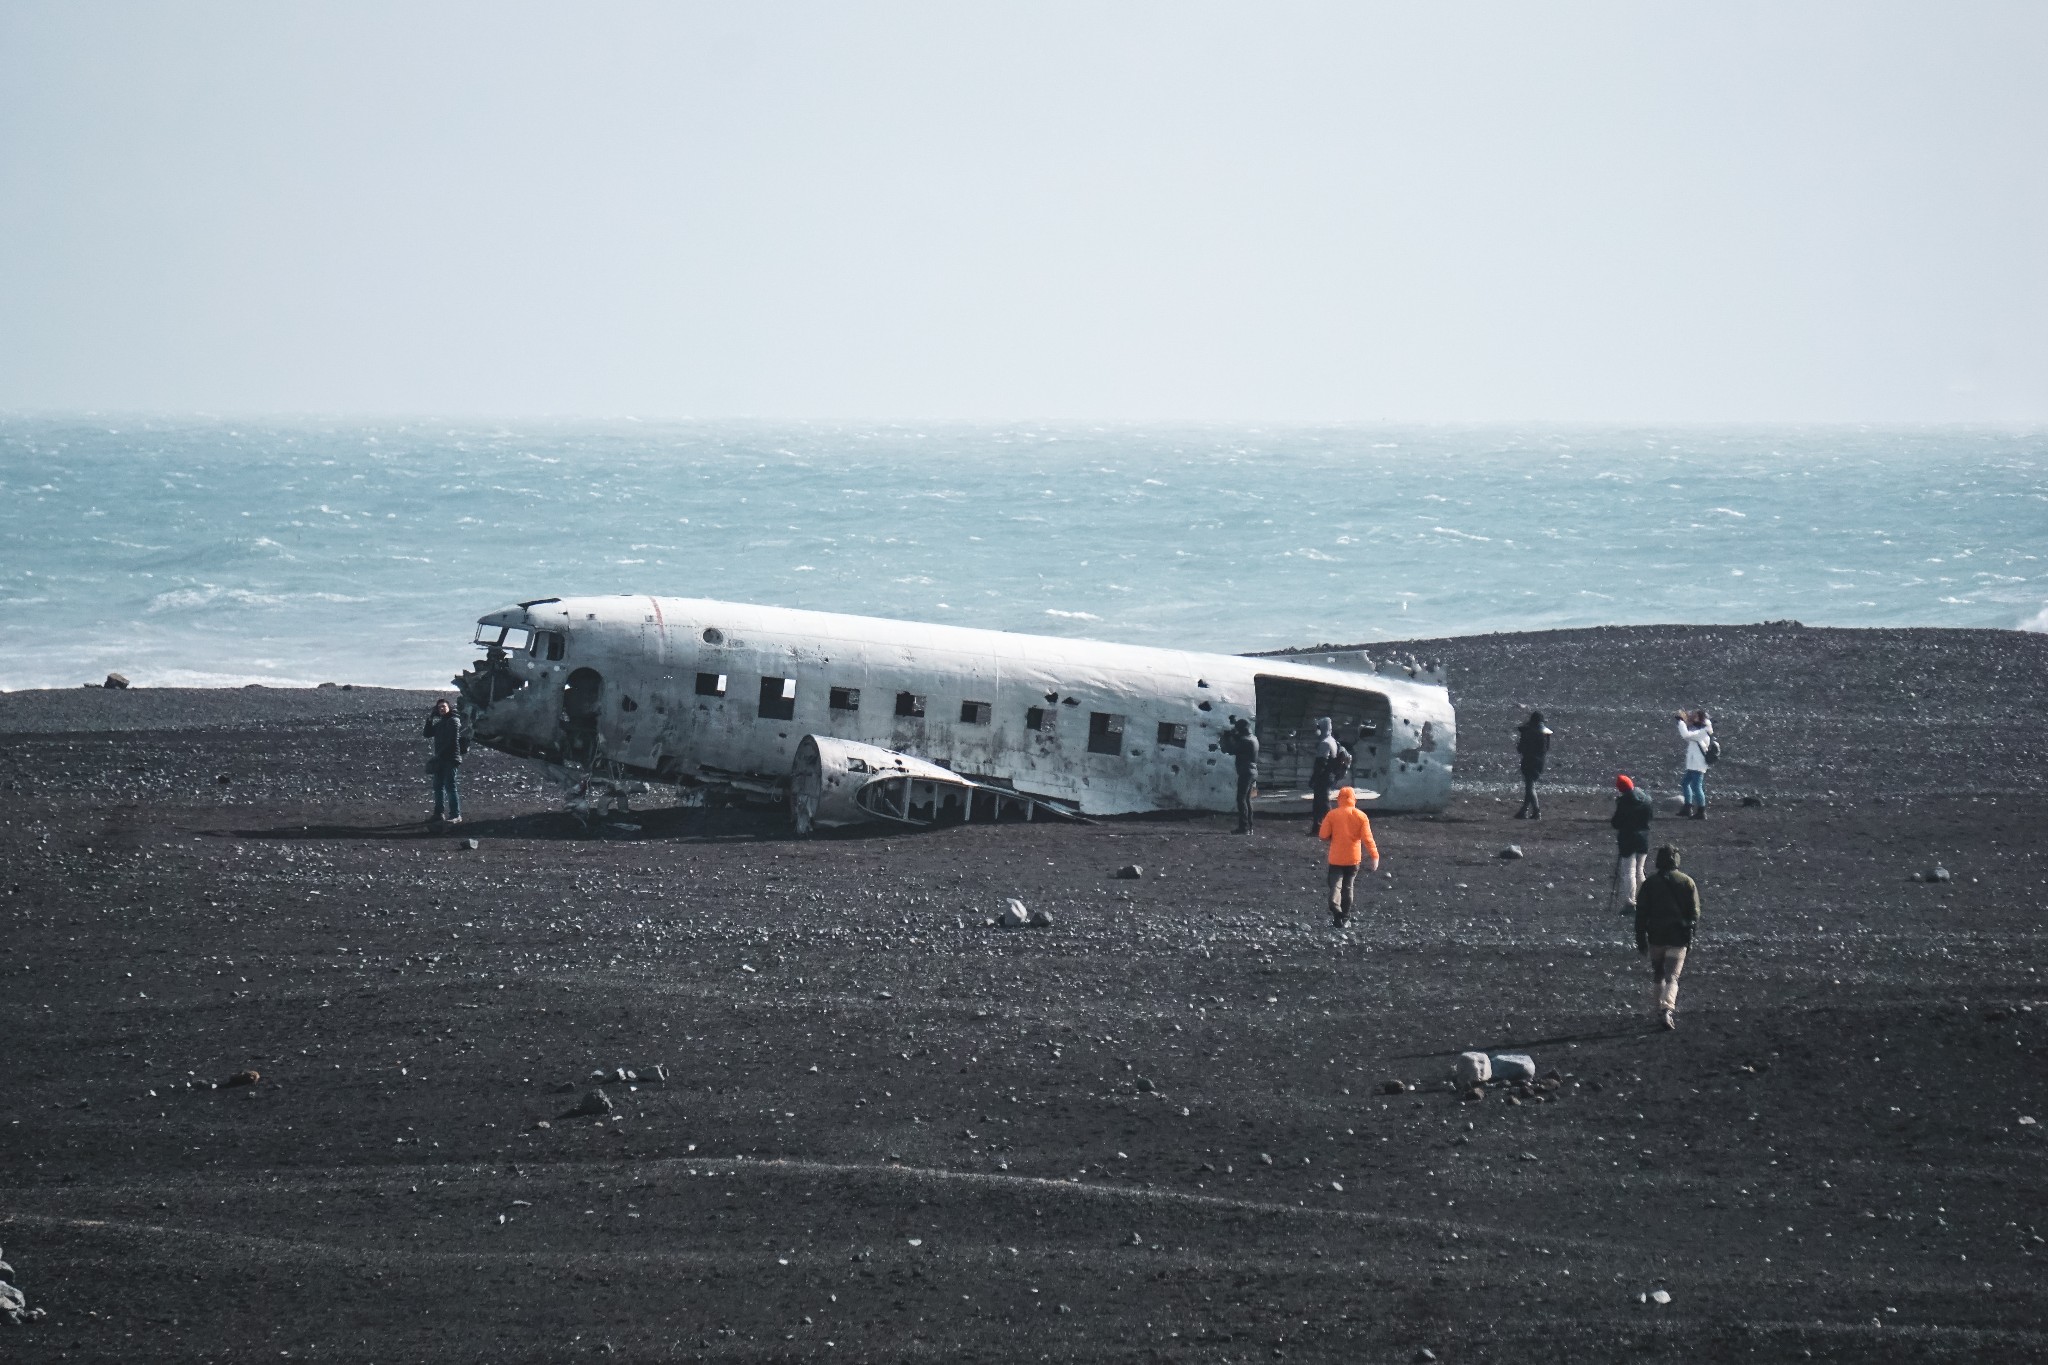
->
xmin=1701 ymin=735 xmax=1721 ymax=766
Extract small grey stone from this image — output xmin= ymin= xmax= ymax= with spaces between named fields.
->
xmin=103 ymin=672 xmax=130 ymax=690
xmin=1925 ymin=866 xmax=1952 ymax=883
xmin=0 ymin=1281 xmax=23 ymax=1314
xmin=1116 ymin=865 xmax=1144 ymax=880
xmin=1027 ymin=907 xmax=1054 ymax=928
xmin=1127 ymin=1231 xmax=1144 ymax=1245
xmin=997 ymin=899 xmax=1029 ymax=929
xmin=1499 ymin=844 xmax=1524 ymax=859
xmin=464 ymin=838 xmax=480 ymax=851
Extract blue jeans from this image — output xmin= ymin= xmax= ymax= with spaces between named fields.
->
xmin=1681 ymin=769 xmax=1706 ymax=809
xmin=432 ymin=760 xmax=461 ymax=819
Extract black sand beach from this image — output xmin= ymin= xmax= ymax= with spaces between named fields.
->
xmin=2 ymin=624 xmax=2044 ymax=1363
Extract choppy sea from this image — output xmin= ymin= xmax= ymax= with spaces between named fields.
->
xmin=1 ymin=418 xmax=2042 ymax=691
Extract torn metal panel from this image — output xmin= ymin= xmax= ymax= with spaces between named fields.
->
xmin=456 ymin=595 xmax=1456 ymax=829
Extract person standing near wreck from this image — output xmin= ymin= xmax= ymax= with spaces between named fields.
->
xmin=1307 ymin=717 xmax=1351 ymax=834
xmin=1677 ymin=708 xmax=1715 ymax=818
xmin=1634 ymin=844 xmax=1701 ymax=1030
xmin=1609 ymin=774 xmax=1653 ymax=910
xmin=1317 ymin=786 xmax=1379 ymax=927
xmin=423 ymin=698 xmax=468 ymax=825
xmin=1219 ymin=716 xmax=1259 ymax=834
xmin=1514 ymin=710 xmax=1553 ymax=819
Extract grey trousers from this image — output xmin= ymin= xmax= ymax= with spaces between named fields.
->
xmin=1327 ymin=863 xmax=1360 ymax=916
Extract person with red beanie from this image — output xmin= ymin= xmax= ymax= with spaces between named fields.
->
xmin=1609 ymin=773 xmax=1654 ymax=910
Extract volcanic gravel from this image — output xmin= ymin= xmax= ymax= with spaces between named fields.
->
xmin=1 ymin=624 xmax=2044 ymax=1363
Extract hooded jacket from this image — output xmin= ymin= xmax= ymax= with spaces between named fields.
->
xmin=1516 ymin=717 xmax=1553 ymax=773
xmin=1634 ymin=863 xmax=1701 ymax=950
xmin=1316 ymin=787 xmax=1378 ymax=867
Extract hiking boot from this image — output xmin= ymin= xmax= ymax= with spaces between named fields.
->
xmin=1691 ymin=806 xmax=1706 ymax=820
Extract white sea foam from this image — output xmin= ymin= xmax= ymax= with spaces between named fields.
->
xmin=2019 ymin=604 xmax=2048 ymax=633
xmin=1045 ymin=609 xmax=1101 ymax=621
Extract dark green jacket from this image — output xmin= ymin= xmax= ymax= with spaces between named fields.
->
xmin=1634 ymin=869 xmax=1701 ymax=950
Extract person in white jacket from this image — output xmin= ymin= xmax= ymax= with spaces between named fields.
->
xmin=1676 ymin=709 xmax=1714 ymax=818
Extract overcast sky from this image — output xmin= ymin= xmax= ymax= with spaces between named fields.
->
xmin=1 ymin=2 xmax=2043 ymax=422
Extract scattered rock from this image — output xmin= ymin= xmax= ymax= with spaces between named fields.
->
xmin=1135 ymin=1076 xmax=1155 ymax=1093
xmin=997 ymin=899 xmax=1029 ymax=929
xmin=1127 ymin=1231 xmax=1144 ymax=1245
xmin=1489 ymin=1053 xmax=1537 ymax=1082
xmin=214 ymin=773 xmax=232 ymax=785
xmin=1414 ymin=1350 xmax=1438 ymax=1363
xmin=103 ymin=672 xmax=130 ymax=690
xmin=464 ymin=838 xmax=480 ymax=851
xmin=1924 ymin=866 xmax=1952 ymax=883
xmin=0 ymin=1278 xmax=24 ymax=1324
xmin=1379 ymin=1078 xmax=1407 ymax=1095
xmin=553 ymin=1081 xmax=577 ymax=1094
xmin=1455 ymin=1051 xmax=1492 ymax=1087
xmin=1028 ymin=907 xmax=1054 ymax=928
xmin=1649 ymin=1288 xmax=1672 ymax=1305
xmin=1742 ymin=794 xmax=1764 ymax=807
xmin=1258 ymin=1152 xmax=1274 ymax=1166
xmin=643 ymin=1063 xmax=668 ymax=1084
xmin=566 ymin=1088 xmax=613 ymax=1118
xmin=1462 ymin=1085 xmax=1486 ymax=1102
xmin=224 ymin=1069 xmax=260 ymax=1087
xmin=1116 ymin=864 xmax=1144 ymax=879
xmin=1498 ymin=844 xmax=1524 ymax=859
xmin=532 ymin=1119 xmax=551 ymax=1130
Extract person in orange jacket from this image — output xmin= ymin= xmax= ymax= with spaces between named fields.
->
xmin=1316 ymin=786 xmax=1380 ymax=927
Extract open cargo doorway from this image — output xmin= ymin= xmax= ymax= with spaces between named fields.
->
xmin=1253 ymin=675 xmax=1392 ymax=799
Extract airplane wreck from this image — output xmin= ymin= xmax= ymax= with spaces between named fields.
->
xmin=454 ymin=596 xmax=1455 ymax=832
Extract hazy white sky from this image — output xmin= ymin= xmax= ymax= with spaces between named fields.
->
xmin=2 ymin=2 xmax=2043 ymax=421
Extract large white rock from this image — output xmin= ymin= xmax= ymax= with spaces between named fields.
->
xmin=1455 ymin=1052 xmax=1492 ymax=1087
xmin=1490 ymin=1053 xmax=1537 ymax=1082
xmin=998 ymin=899 xmax=1030 ymax=929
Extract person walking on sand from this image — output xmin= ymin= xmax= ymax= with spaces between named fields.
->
xmin=1317 ymin=786 xmax=1379 ymax=927
xmin=1634 ymin=844 xmax=1701 ymax=1030
xmin=1677 ymin=708 xmax=1715 ymax=819
xmin=1515 ymin=710 xmax=1553 ymax=819
xmin=1219 ymin=716 xmax=1259 ymax=834
xmin=1307 ymin=717 xmax=1352 ymax=834
xmin=1609 ymin=774 xmax=1653 ymax=910
xmin=423 ymin=698 xmax=468 ymax=825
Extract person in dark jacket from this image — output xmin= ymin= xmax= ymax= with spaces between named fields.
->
xmin=1633 ymin=844 xmax=1701 ymax=1030
xmin=1219 ymin=716 xmax=1259 ymax=835
xmin=1609 ymin=773 xmax=1654 ymax=910
xmin=423 ymin=698 xmax=468 ymax=825
xmin=1514 ymin=711 xmax=1553 ymax=819
xmin=1307 ymin=717 xmax=1352 ymax=834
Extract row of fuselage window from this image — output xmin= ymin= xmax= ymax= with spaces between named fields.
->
xmin=693 ymin=671 xmax=1192 ymax=755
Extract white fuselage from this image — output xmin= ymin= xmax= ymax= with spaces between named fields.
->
xmin=458 ymin=595 xmax=1454 ymax=816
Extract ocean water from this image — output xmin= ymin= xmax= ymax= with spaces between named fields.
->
xmin=1 ymin=418 xmax=2042 ymax=691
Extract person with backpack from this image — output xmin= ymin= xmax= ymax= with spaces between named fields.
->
xmin=1307 ymin=717 xmax=1352 ymax=834
xmin=1633 ymin=844 xmax=1702 ymax=1031
xmin=1316 ymin=786 xmax=1379 ymax=927
xmin=1677 ymin=708 xmax=1716 ymax=818
xmin=1609 ymin=774 xmax=1654 ymax=910
xmin=1514 ymin=710 xmax=1553 ymax=819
